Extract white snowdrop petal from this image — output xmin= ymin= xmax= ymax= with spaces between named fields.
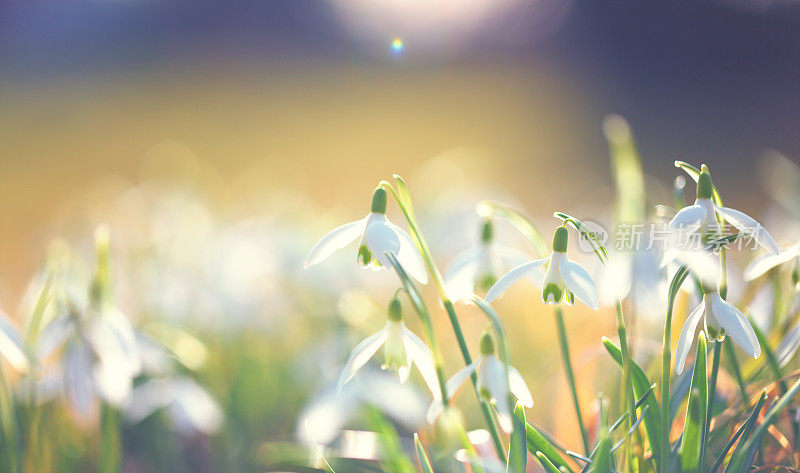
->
xmin=743 ymin=245 xmax=800 ymax=281
xmin=507 ymin=366 xmax=533 ymax=408
xmin=426 ymin=400 xmax=444 ymax=425
xmin=0 ymin=316 xmax=30 ymax=374
xmin=675 ymin=302 xmax=705 ymax=375
xmin=403 ymin=328 xmax=441 ymax=399
xmin=444 ymin=360 xmax=480 ymax=400
xmin=443 ymin=247 xmax=483 ymax=302
xmin=669 ymin=204 xmax=707 ymax=229
xmin=304 ymin=217 xmax=368 ymax=268
xmin=483 ymin=356 xmax=512 ymax=433
xmin=337 ymin=327 xmax=388 ymax=393
xmin=776 ymin=321 xmax=800 ymax=367
xmin=710 ymin=294 xmax=761 ymax=359
xmin=485 ymin=258 xmax=549 ymax=303
xmin=676 ymin=249 xmax=720 ymax=288
xmin=64 ymin=341 xmax=94 ymax=418
xmin=714 ymin=205 xmax=780 ymax=254
xmin=364 ymin=217 xmax=401 ymax=267
xmin=558 ymin=256 xmax=599 ymax=310
xmin=599 ymin=252 xmax=634 ymax=306
xmin=387 ymin=221 xmax=428 ymax=284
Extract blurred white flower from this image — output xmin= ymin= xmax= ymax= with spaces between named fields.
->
xmin=124 ymin=377 xmax=223 ymax=434
xmin=0 ymin=310 xmax=30 ymax=374
xmin=304 ymin=188 xmax=427 ymax=284
xmin=299 ymin=371 xmax=428 ymax=445
xmin=486 ymin=226 xmax=598 ymax=309
xmin=443 ymin=218 xmax=532 ymax=302
xmin=427 ymin=332 xmax=532 ymax=433
xmin=337 ymin=298 xmax=439 ymax=399
xmin=744 ymin=241 xmax=800 ymax=282
xmin=675 ymin=288 xmax=760 ymax=375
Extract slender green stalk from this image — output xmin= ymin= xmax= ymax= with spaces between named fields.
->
xmin=615 ymin=301 xmax=637 ymax=473
xmin=662 ymin=266 xmax=690 ymax=473
xmin=554 ymin=307 xmax=590 ymax=455
xmin=99 ymin=403 xmax=121 ymax=473
xmin=699 ymin=341 xmax=721 ymax=473
xmin=380 ymin=179 xmax=507 ymax=462
xmin=0 ymin=363 xmax=19 ymax=473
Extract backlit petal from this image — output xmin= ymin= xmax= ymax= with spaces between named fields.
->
xmin=386 ymin=221 xmax=428 ymax=284
xmin=403 ymin=328 xmax=440 ymax=399
xmin=337 ymin=326 xmax=388 ymax=393
xmin=675 ymin=302 xmax=705 ymax=375
xmin=709 ymin=293 xmax=760 ymax=359
xmin=485 ymin=257 xmax=549 ymax=303
xmin=743 ymin=244 xmax=800 ymax=281
xmin=304 ymin=217 xmax=368 ymax=268
xmin=558 ymin=256 xmax=599 ymax=310
xmin=443 ymin=246 xmax=482 ymax=302
xmin=714 ymin=205 xmax=779 ymax=254
xmin=508 ymin=366 xmax=533 ymax=408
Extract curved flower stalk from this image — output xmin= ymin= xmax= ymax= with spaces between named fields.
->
xmin=666 ymin=167 xmax=779 ymax=274
xmin=337 ymin=297 xmax=440 ymax=400
xmin=744 ymin=241 xmax=800 ymax=281
xmin=304 ymin=188 xmax=427 ymax=284
xmin=427 ymin=331 xmax=532 ymax=433
xmin=485 ymin=226 xmax=599 ymax=309
xmin=675 ymin=286 xmax=761 ymax=374
xmin=443 ymin=218 xmax=534 ymax=302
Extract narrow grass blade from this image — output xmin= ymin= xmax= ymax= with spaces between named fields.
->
xmin=726 ymin=378 xmax=800 ymax=473
xmin=712 ymin=391 xmax=766 ymax=473
xmin=537 ymin=452 xmax=563 ymax=473
xmin=589 ymin=399 xmax=612 ymax=473
xmin=508 ymin=403 xmax=527 ymax=473
xmin=525 ymin=421 xmax=574 ymax=473
xmin=414 ymin=434 xmax=433 ymax=473
xmin=602 ymin=337 xmax=663 ymax=463
xmin=679 ymin=332 xmax=707 ymax=473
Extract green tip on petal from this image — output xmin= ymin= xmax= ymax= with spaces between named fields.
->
xmin=552 ymin=226 xmax=568 ymax=253
xmin=480 ymin=218 xmax=493 ymax=243
xmin=696 ymin=171 xmax=714 ymax=200
xmin=371 ymin=187 xmax=387 ymax=214
xmin=543 ymin=283 xmax=563 ymax=304
xmin=479 ymin=331 xmax=495 ymax=355
xmin=358 ymin=244 xmax=372 ymax=266
xmin=387 ymin=297 xmax=403 ymax=322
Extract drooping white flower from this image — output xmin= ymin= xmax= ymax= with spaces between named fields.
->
xmin=743 ymin=241 xmax=800 ymax=282
xmin=124 ymin=377 xmax=223 ymax=434
xmin=485 ymin=226 xmax=599 ymax=309
xmin=675 ymin=288 xmax=760 ymax=375
xmin=337 ymin=298 xmax=439 ymax=399
xmin=667 ymin=169 xmax=779 ymax=265
xmin=427 ymin=332 xmax=532 ymax=433
xmin=443 ymin=218 xmax=534 ymax=302
xmin=0 ymin=310 xmax=30 ymax=374
xmin=304 ymin=188 xmax=428 ymax=284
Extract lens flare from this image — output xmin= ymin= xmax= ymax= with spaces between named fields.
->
xmin=391 ymin=37 xmax=404 ymax=54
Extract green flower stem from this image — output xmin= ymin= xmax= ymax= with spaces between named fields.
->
xmin=615 ymin=300 xmax=637 ymax=473
xmin=380 ymin=179 xmax=507 ymax=463
xmin=662 ymin=265 xmax=690 ymax=473
xmin=554 ymin=307 xmax=590 ymax=455
xmin=700 ymin=340 xmax=721 ymax=473
xmin=0 ymin=363 xmax=19 ymax=473
xmin=99 ymin=403 xmax=121 ymax=473
xmin=385 ymin=253 xmax=449 ymax=405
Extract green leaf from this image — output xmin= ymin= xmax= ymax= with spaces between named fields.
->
xmin=476 ymin=200 xmax=549 ymax=257
xmin=392 ymin=174 xmax=416 ymax=219
xmin=726 ymin=379 xmax=800 ymax=473
xmin=602 ymin=337 xmax=663 ymax=463
xmin=536 ymin=452 xmax=562 ymax=473
xmin=604 ymin=115 xmax=646 ymax=224
xmin=414 ymin=434 xmax=434 ymax=473
xmin=714 ymin=390 xmax=766 ymax=473
xmin=524 ymin=421 xmax=573 ymax=473
xmin=553 ymin=212 xmax=608 ymax=265
xmin=508 ymin=403 xmax=527 ymax=473
xmin=750 ymin=321 xmax=788 ymax=393
xmin=679 ymin=332 xmax=707 ymax=473
xmin=589 ymin=400 xmax=612 ymax=473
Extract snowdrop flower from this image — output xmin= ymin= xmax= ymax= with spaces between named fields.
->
xmin=0 ymin=310 xmax=31 ymax=374
xmin=443 ymin=219 xmax=534 ymax=302
xmin=668 ymin=168 xmax=779 ymax=257
xmin=304 ymin=188 xmax=428 ymax=283
xmin=428 ymin=332 xmax=532 ymax=433
xmin=337 ymin=297 xmax=439 ymax=399
xmin=124 ymin=377 xmax=223 ymax=435
xmin=743 ymin=241 xmax=800 ymax=282
xmin=485 ymin=226 xmax=599 ymax=309
xmin=675 ymin=287 xmax=761 ymax=375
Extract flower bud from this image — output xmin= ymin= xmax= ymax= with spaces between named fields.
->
xmin=480 ymin=219 xmax=493 ymax=243
xmin=697 ymin=170 xmax=713 ymax=200
xmin=387 ymin=297 xmax=402 ymax=322
xmin=371 ymin=188 xmax=387 ymax=214
xmin=479 ymin=331 xmax=495 ymax=355
xmin=552 ymin=226 xmax=568 ymax=253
